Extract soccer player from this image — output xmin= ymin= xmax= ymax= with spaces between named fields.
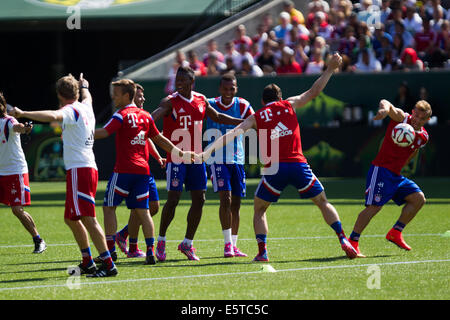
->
xmin=0 ymin=93 xmax=46 ymax=254
xmin=201 ymin=53 xmax=358 ymax=261
xmin=151 ymin=66 xmax=243 ymax=261
xmin=95 ymin=78 xmax=194 ymax=265
xmin=115 ymin=83 xmax=166 ymax=258
xmin=12 ymin=74 xmax=117 ymax=277
xmin=206 ymin=73 xmax=254 ymax=257
xmin=348 ymin=99 xmax=431 ymax=257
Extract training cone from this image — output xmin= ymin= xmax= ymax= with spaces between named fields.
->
xmin=260 ymin=264 xmax=277 ymax=273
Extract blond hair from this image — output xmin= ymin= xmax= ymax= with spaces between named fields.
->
xmin=415 ymin=100 xmax=432 ymax=117
xmin=111 ymin=79 xmax=136 ymax=101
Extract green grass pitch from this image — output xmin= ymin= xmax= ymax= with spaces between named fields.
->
xmin=0 ymin=177 xmax=449 ymax=300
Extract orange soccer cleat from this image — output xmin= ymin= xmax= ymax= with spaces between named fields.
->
xmin=386 ymin=228 xmax=412 ymax=251
xmin=349 ymin=239 xmax=366 ymax=258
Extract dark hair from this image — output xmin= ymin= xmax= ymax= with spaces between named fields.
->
xmin=135 ymin=83 xmax=144 ymax=91
xmin=262 ymin=84 xmax=282 ymax=104
xmin=56 ymin=75 xmax=79 ymax=100
xmin=0 ymin=92 xmax=7 ymax=117
xmin=111 ymin=78 xmax=137 ymax=101
xmin=177 ymin=65 xmax=195 ymax=80
xmin=220 ymin=73 xmax=236 ymax=85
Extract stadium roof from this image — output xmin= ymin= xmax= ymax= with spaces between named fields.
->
xmin=0 ymin=0 xmax=215 ymax=21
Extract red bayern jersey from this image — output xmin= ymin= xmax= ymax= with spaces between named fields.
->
xmin=254 ymin=99 xmax=307 ymax=165
xmin=372 ymin=113 xmax=429 ymax=175
xmin=104 ymin=104 xmax=160 ymax=175
xmin=163 ymin=91 xmax=207 ymax=162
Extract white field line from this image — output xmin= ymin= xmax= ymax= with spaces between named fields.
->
xmin=0 ymin=233 xmax=441 ymax=249
xmin=0 ymin=259 xmax=448 ymax=292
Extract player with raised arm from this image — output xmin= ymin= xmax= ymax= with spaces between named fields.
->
xmin=12 ymin=74 xmax=117 ymax=277
xmin=0 ymin=93 xmax=46 ymax=254
xmin=348 ymin=99 xmax=431 ymax=257
xmin=151 ymin=66 xmax=243 ymax=261
xmin=206 ymin=73 xmax=254 ymax=258
xmin=114 ymin=83 xmax=166 ymax=258
xmin=95 ymin=78 xmax=194 ymax=265
xmin=201 ymin=53 xmax=358 ymax=261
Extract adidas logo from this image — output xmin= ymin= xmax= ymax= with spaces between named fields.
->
xmin=270 ymin=122 xmax=292 ymax=140
xmin=131 ymin=130 xmax=146 ymax=145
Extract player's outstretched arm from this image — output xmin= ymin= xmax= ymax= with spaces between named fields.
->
xmin=201 ymin=114 xmax=256 ymax=162
xmin=151 ymin=133 xmax=195 ymax=163
xmin=287 ymin=53 xmax=342 ymax=109
xmin=205 ymin=99 xmax=243 ymax=126
xmin=148 ymin=137 xmax=166 ymax=168
xmin=79 ymin=73 xmax=93 ymax=106
xmin=94 ymin=128 xmax=110 ymax=140
xmin=12 ymin=107 xmax=63 ymax=123
xmin=12 ymin=122 xmax=33 ymax=134
xmin=151 ymin=97 xmax=172 ymax=122
xmin=373 ymin=99 xmax=405 ymax=122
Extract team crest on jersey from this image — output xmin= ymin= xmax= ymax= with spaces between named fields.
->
xmin=217 ymin=179 xmax=224 ymax=187
xmin=374 ymin=194 xmax=382 ymax=203
xmin=28 ymin=0 xmax=148 ymax=9
xmin=172 ymin=178 xmax=179 ymax=188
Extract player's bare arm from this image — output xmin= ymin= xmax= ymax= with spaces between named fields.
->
xmin=12 ymin=107 xmax=63 ymax=123
xmin=147 ymin=137 xmax=166 ymax=168
xmin=288 ymin=53 xmax=342 ymax=109
xmin=205 ymin=98 xmax=243 ymax=126
xmin=94 ymin=128 xmax=109 ymax=140
xmin=79 ymin=73 xmax=92 ymax=106
xmin=202 ymin=114 xmax=256 ymax=162
xmin=151 ymin=97 xmax=172 ymax=122
xmin=374 ymin=99 xmax=405 ymax=122
xmin=12 ymin=122 xmax=33 ymax=134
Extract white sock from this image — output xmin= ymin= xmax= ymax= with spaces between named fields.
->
xmin=232 ymin=235 xmax=238 ymax=247
xmin=222 ymin=229 xmax=232 ymax=244
xmin=183 ymin=238 xmax=193 ymax=246
xmin=158 ymin=235 xmax=166 ymax=242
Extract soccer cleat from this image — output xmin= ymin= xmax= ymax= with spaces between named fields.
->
xmin=127 ymin=249 xmax=146 ymax=258
xmin=349 ymin=239 xmax=366 ymax=258
xmin=253 ymin=251 xmax=269 ymax=262
xmin=233 ymin=246 xmax=248 ymax=257
xmin=156 ymin=240 xmax=166 ymax=262
xmin=386 ymin=229 xmax=411 ymax=250
xmin=340 ymin=237 xmax=358 ymax=259
xmin=86 ymin=264 xmax=118 ymax=278
xmin=144 ymin=255 xmax=156 ymax=265
xmin=33 ymin=239 xmax=47 ymax=254
xmin=115 ymin=232 xmax=128 ymax=255
xmin=70 ymin=262 xmax=97 ymax=275
xmin=224 ymin=242 xmax=234 ymax=258
xmin=93 ymin=251 xmax=117 ymax=264
xmin=178 ymin=242 xmax=200 ymax=261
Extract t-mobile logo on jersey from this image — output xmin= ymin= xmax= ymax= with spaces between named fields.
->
xmin=127 ymin=113 xmax=139 ymax=128
xmin=180 ymin=115 xmax=192 ymax=130
xmin=260 ymin=109 xmax=273 ymax=122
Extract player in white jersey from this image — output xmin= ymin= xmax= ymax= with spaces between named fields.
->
xmin=0 ymin=92 xmax=46 ymax=254
xmin=12 ymin=74 xmax=117 ymax=277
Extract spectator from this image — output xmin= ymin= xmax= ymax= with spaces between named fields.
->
xmin=394 ymin=21 xmax=415 ymax=49
xmin=206 ymin=52 xmax=226 ymax=76
xmin=414 ymin=18 xmax=436 ymax=59
xmin=376 ymin=33 xmax=394 ymax=59
xmin=314 ymin=11 xmax=334 ymax=41
xmin=240 ymin=58 xmax=264 ymax=77
xmin=394 ymin=81 xmax=416 ymax=109
xmin=283 ymin=0 xmax=305 ymax=25
xmin=203 ymin=39 xmax=225 ymax=66
xmin=338 ymin=25 xmax=358 ymax=57
xmin=187 ymin=50 xmax=207 ymax=76
xmin=429 ymin=20 xmax=450 ymax=67
xmin=399 ymin=47 xmax=424 ymax=70
xmin=392 ymin=33 xmax=405 ymax=59
xmin=305 ymin=47 xmax=325 ymax=74
xmin=273 ymin=11 xmax=293 ymax=43
xmin=386 ymin=8 xmax=404 ymax=35
xmin=257 ymin=40 xmax=277 ymax=73
xmin=404 ymin=5 xmax=423 ymax=35
xmin=352 ymin=34 xmax=372 ymax=63
xmin=372 ymin=24 xmax=393 ymax=57
xmin=234 ymin=24 xmax=253 ymax=51
xmin=380 ymin=0 xmax=392 ymax=24
xmin=222 ymin=56 xmax=237 ymax=75
xmin=276 ymin=46 xmax=302 ymax=74
xmin=235 ymin=43 xmax=255 ymax=71
xmin=294 ymin=34 xmax=311 ymax=70
xmin=354 ymin=48 xmax=382 ymax=72
xmin=357 ymin=0 xmax=375 ymax=23
xmin=381 ymin=48 xmax=401 ymax=71
xmin=430 ymin=6 xmax=445 ymax=33
xmin=224 ymin=40 xmax=241 ymax=70
xmin=165 ymin=50 xmax=189 ymax=94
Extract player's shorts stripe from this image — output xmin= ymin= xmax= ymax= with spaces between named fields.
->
xmin=107 ymin=173 xmax=117 ymax=206
xmin=211 ymin=164 xmax=218 ymax=192
xmin=262 ymin=177 xmax=281 ymax=196
xmin=114 ymin=185 xmax=129 ymax=197
xmin=298 ymin=176 xmax=317 ymax=194
xmin=77 ymin=191 xmax=95 ymax=204
xmin=136 ymin=192 xmax=149 ymax=201
xmin=72 ymin=169 xmax=81 ymax=216
xmin=367 ymin=166 xmax=379 ymax=205
xmin=18 ymin=174 xmax=25 ymax=205
xmin=166 ymin=162 xmax=172 ymax=191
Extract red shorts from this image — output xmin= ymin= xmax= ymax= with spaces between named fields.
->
xmin=0 ymin=173 xmax=31 ymax=207
xmin=65 ymin=167 xmax=98 ymax=221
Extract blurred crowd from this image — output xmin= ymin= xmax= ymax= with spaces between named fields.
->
xmin=166 ymin=0 xmax=449 ymax=92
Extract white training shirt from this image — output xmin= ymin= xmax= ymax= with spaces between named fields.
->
xmin=58 ymin=101 xmax=97 ymax=170
xmin=0 ymin=116 xmax=29 ymax=175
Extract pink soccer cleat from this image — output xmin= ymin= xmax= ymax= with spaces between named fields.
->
xmin=127 ymin=249 xmax=146 ymax=258
xmin=224 ymin=242 xmax=234 ymax=258
xmin=178 ymin=242 xmax=200 ymax=261
xmin=115 ymin=232 xmax=128 ymax=255
xmin=156 ymin=240 xmax=166 ymax=261
xmin=233 ymin=246 xmax=248 ymax=257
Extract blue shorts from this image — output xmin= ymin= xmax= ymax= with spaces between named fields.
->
xmin=166 ymin=162 xmax=207 ymax=192
xmin=365 ymin=165 xmax=422 ymax=206
xmin=209 ymin=163 xmax=246 ymax=197
xmin=104 ymin=173 xmax=158 ymax=209
xmin=255 ymin=162 xmax=324 ymax=203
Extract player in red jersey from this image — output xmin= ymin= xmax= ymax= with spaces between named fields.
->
xmin=95 ymin=79 xmax=195 ymax=265
xmin=201 ymin=53 xmax=358 ymax=261
xmin=151 ymin=66 xmax=243 ymax=261
xmin=349 ymin=99 xmax=432 ymax=257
